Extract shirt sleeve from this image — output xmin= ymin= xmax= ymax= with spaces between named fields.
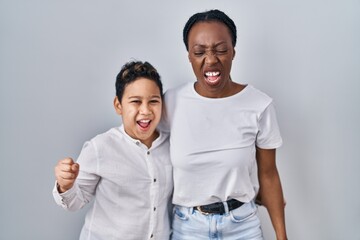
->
xmin=157 ymin=91 xmax=172 ymax=133
xmin=256 ymin=102 xmax=283 ymax=149
xmin=52 ymin=140 xmax=100 ymax=211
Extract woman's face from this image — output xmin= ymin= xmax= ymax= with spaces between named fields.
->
xmin=187 ymin=21 xmax=235 ymax=97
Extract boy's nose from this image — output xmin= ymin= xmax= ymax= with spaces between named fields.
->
xmin=139 ymin=104 xmax=151 ymax=114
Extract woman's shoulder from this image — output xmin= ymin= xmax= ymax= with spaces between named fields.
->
xmin=238 ymin=85 xmax=274 ymax=111
xmin=244 ymin=85 xmax=273 ymax=102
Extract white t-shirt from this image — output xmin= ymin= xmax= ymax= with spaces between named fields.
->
xmin=53 ymin=125 xmax=172 ymax=240
xmin=162 ymin=83 xmax=282 ymax=207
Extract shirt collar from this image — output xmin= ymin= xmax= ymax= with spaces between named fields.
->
xmin=118 ymin=124 xmax=168 ymax=149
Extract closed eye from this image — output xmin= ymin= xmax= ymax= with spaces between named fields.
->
xmin=149 ymin=99 xmax=161 ymax=104
xmin=194 ymin=52 xmax=205 ymax=57
xmin=216 ymin=50 xmax=228 ymax=54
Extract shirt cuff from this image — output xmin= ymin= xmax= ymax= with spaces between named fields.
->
xmin=52 ymin=181 xmax=77 ymax=208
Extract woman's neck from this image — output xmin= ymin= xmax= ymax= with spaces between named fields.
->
xmin=194 ymin=81 xmax=245 ymax=98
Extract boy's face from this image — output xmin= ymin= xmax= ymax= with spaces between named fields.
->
xmin=114 ymin=78 xmax=162 ymax=148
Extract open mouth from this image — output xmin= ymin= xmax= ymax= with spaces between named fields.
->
xmin=204 ymin=71 xmax=221 ymax=85
xmin=137 ymin=119 xmax=151 ymax=130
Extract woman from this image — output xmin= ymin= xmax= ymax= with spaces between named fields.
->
xmin=163 ymin=9 xmax=287 ymax=240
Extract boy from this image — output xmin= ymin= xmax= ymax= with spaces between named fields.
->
xmin=53 ymin=61 xmax=172 ymax=240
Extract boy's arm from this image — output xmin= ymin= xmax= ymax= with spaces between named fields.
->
xmin=53 ymin=171 xmax=99 ymax=211
xmin=52 ymin=141 xmax=100 ymax=211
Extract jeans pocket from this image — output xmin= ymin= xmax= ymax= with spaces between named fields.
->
xmin=229 ymin=203 xmax=257 ymax=223
xmin=173 ymin=206 xmax=189 ymax=221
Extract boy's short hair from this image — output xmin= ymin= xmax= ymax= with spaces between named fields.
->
xmin=116 ymin=61 xmax=163 ymax=102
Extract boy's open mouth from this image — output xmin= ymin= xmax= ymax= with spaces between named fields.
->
xmin=137 ymin=119 xmax=151 ymax=129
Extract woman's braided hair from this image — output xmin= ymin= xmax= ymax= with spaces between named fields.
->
xmin=183 ymin=9 xmax=237 ymax=51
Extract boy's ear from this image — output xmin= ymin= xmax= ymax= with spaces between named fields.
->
xmin=114 ymin=96 xmax=122 ymax=115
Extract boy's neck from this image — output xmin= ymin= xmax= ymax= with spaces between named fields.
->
xmin=141 ymin=130 xmax=159 ymax=149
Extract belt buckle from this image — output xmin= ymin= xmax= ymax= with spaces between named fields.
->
xmin=196 ymin=206 xmax=210 ymax=215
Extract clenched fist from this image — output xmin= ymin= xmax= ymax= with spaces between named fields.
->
xmin=54 ymin=158 xmax=80 ymax=193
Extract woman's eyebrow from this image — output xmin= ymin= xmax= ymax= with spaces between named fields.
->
xmin=192 ymin=41 xmax=228 ymax=49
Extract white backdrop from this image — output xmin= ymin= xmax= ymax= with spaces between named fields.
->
xmin=1 ymin=0 xmax=359 ymax=239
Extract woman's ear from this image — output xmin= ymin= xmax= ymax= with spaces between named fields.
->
xmin=114 ymin=96 xmax=122 ymax=115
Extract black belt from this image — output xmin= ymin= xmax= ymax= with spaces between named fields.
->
xmin=195 ymin=199 xmax=244 ymax=215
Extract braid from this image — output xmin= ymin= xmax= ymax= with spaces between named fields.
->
xmin=183 ymin=9 xmax=237 ymax=51
xmin=115 ymin=61 xmax=163 ymax=102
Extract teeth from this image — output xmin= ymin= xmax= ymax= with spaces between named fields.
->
xmin=205 ymin=72 xmax=220 ymax=77
xmin=138 ymin=119 xmax=150 ymax=123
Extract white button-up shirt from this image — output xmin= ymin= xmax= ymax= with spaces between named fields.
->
xmin=53 ymin=125 xmax=173 ymax=240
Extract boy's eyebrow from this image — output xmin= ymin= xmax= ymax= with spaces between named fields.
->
xmin=127 ymin=95 xmax=161 ymax=99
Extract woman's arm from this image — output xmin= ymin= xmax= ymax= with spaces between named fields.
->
xmin=256 ymin=147 xmax=287 ymax=240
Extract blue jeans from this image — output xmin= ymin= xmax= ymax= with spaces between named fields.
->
xmin=171 ymin=201 xmax=263 ymax=240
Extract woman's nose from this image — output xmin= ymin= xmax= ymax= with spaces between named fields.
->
xmin=204 ymin=51 xmax=218 ymax=65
